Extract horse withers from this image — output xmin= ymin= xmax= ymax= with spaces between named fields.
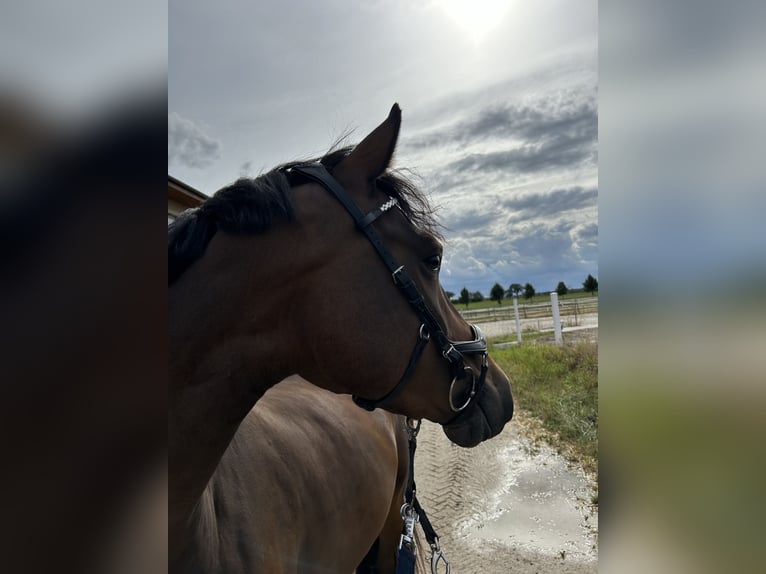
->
xmin=169 ymin=105 xmax=514 ymax=571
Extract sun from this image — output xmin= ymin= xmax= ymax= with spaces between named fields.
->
xmin=439 ymin=0 xmax=513 ymax=44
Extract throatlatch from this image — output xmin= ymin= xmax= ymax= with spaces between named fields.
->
xmin=396 ymin=418 xmax=450 ymax=574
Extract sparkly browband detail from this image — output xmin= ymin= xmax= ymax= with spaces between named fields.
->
xmin=380 ymin=197 xmax=399 ymax=212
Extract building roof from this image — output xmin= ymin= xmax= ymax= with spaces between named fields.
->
xmin=168 ymin=175 xmax=208 ymax=216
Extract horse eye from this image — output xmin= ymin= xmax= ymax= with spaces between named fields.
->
xmin=425 ymin=254 xmax=442 ymax=272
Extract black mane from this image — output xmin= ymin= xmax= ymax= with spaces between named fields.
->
xmin=168 ymin=147 xmax=437 ymax=285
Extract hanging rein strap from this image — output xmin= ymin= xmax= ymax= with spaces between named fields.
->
xmin=397 ymin=419 xmax=450 ymax=574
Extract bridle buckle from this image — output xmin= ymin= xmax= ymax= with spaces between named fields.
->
xmin=441 ymin=344 xmax=457 ymax=361
xmin=391 ymin=265 xmax=405 ymax=284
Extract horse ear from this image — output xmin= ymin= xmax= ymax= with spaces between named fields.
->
xmin=337 ymin=103 xmax=401 ymax=184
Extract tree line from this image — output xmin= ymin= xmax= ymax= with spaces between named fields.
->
xmin=449 ymin=274 xmax=598 ymax=308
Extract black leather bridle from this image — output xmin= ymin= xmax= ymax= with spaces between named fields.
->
xmin=285 ymin=163 xmax=489 ymax=416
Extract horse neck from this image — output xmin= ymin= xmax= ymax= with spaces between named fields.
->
xmin=168 ymin=239 xmax=295 ymax=564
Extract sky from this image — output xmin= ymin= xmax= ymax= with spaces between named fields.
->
xmin=1 ymin=1 xmax=166 ymax=118
xmin=169 ymin=0 xmax=598 ymax=296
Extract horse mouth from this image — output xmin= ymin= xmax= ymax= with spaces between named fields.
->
xmin=441 ymin=404 xmax=493 ymax=447
xmin=440 ymin=376 xmax=514 ymax=448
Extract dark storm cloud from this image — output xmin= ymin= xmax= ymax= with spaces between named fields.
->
xmin=168 ymin=112 xmax=222 ymax=169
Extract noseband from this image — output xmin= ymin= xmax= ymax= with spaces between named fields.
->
xmin=285 ymin=163 xmax=489 ymax=417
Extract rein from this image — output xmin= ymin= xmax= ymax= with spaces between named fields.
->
xmin=397 ymin=418 xmax=450 ymax=574
xmin=285 ymin=163 xmax=489 ymax=417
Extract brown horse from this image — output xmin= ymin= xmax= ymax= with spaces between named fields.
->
xmin=169 ymin=105 xmax=514 ymax=572
xmin=175 ymin=375 xmax=409 ymax=573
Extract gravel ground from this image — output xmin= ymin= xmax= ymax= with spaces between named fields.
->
xmin=412 ymin=417 xmax=598 ymax=573
xmin=410 ymin=329 xmax=599 ymax=573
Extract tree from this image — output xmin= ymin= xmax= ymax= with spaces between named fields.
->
xmin=470 ymin=291 xmax=484 ymax=303
xmin=445 ymin=291 xmax=455 ymax=301
xmin=556 ymin=281 xmax=568 ymax=296
xmin=459 ymin=287 xmax=470 ymax=308
xmin=523 ymin=282 xmax=536 ymax=300
xmin=490 ymin=282 xmax=505 ymax=305
xmin=583 ymin=274 xmax=598 ymax=295
xmin=508 ymin=283 xmax=523 ymax=298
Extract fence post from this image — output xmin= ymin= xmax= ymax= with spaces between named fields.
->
xmin=550 ymin=292 xmax=563 ymax=345
xmin=513 ymin=296 xmax=522 ymax=343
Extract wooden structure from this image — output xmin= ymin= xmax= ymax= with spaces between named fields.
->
xmin=168 ymin=175 xmax=207 ymax=222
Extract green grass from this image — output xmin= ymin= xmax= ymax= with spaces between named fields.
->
xmin=489 ymin=331 xmax=548 ymax=345
xmin=491 ymin=341 xmax=598 ymax=477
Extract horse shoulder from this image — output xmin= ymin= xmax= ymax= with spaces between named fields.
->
xmin=206 ymin=377 xmax=400 ymax=572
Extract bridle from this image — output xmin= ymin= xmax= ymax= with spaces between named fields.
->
xmin=285 ymin=163 xmax=489 ymax=418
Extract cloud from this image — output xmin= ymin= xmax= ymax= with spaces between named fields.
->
xmin=168 ymin=112 xmax=222 ymax=169
xmin=438 ymin=215 xmax=598 ymax=294
xmin=442 ymin=204 xmax=505 ymax=236
xmin=395 ymin=81 xmax=598 ymax=294
xmin=404 ymin=88 xmax=597 ymax=192
xmin=444 ymin=103 xmax=596 ymax=177
xmin=503 ymin=186 xmax=598 ymax=222
xmin=409 ymin=91 xmax=597 ymax=150
xmin=569 ymin=221 xmax=598 ymax=262
xmin=446 ymin=140 xmax=592 ymax=177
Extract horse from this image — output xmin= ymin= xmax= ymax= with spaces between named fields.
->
xmin=175 ymin=375 xmax=410 ymax=573
xmin=169 ymin=104 xmax=514 ymax=572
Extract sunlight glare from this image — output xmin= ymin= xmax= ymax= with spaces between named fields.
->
xmin=440 ymin=0 xmax=513 ymax=44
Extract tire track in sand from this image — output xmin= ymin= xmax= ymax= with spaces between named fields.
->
xmin=412 ymin=418 xmax=597 ymax=573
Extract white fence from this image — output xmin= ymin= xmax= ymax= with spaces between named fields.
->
xmin=457 ymin=296 xmax=599 ymax=341
xmin=458 ymin=297 xmax=598 ymax=323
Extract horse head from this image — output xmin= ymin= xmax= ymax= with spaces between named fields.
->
xmin=169 ymin=105 xmax=513 ymax=448
xmin=280 ymin=105 xmax=513 ymax=447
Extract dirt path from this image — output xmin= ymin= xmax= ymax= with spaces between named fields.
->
xmin=412 ymin=413 xmax=598 ymax=573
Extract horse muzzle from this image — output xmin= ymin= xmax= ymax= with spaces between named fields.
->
xmin=441 ymin=360 xmax=514 ymax=448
